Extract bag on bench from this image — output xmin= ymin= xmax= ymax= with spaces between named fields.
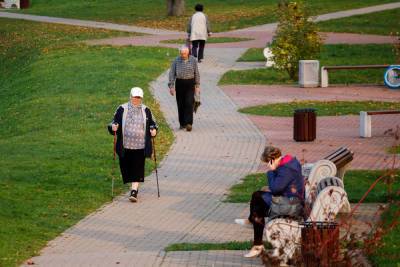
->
xmin=269 ymin=196 xmax=304 ymax=220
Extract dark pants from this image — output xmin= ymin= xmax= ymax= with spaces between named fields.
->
xmin=119 ymin=149 xmax=145 ymax=183
xmin=175 ymin=78 xmax=195 ymax=127
xmin=191 ymin=40 xmax=206 ymax=61
xmin=249 ymin=191 xmax=271 ymax=245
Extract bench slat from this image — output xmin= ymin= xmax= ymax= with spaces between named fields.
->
xmin=323 ymin=64 xmax=389 ymax=70
xmin=323 ymin=147 xmax=354 ymax=171
xmin=324 ymin=147 xmax=346 ymax=161
xmin=334 ymin=154 xmax=354 ymax=169
xmin=366 ymin=110 xmax=400 ymax=115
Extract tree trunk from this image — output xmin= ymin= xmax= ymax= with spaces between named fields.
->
xmin=166 ymin=0 xmax=185 ymax=16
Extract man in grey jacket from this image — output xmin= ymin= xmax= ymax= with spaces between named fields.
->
xmin=187 ymin=3 xmax=211 ymax=63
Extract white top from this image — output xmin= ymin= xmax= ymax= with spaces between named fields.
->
xmin=188 ymin=12 xmax=210 ymax=41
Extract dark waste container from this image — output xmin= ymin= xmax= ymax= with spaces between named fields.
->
xmin=20 ymin=0 xmax=29 ymax=9
xmin=293 ymin=108 xmax=316 ymax=142
xmin=301 ymin=222 xmax=339 ymax=267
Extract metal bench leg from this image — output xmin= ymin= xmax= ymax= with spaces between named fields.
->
xmin=321 ymin=67 xmax=328 ymax=87
xmin=360 ymin=111 xmax=371 ymax=138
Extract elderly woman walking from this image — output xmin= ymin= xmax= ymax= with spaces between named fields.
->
xmin=168 ymin=46 xmax=200 ymax=132
xmin=108 ymin=87 xmax=157 ymax=202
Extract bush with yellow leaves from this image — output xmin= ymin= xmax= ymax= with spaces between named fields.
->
xmin=270 ymin=0 xmax=322 ymax=80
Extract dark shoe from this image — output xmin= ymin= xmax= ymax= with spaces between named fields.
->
xmin=186 ymin=124 xmax=192 ymax=132
xmin=129 ymin=190 xmax=138 ymax=202
xmin=198 ymin=59 xmax=202 ymax=63
xmin=179 ymin=125 xmax=185 ymax=130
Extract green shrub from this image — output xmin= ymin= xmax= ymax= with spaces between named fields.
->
xmin=270 ymin=0 xmax=322 ymax=80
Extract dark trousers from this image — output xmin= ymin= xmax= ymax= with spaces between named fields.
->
xmin=191 ymin=40 xmax=206 ymax=61
xmin=119 ymin=149 xmax=145 ymax=183
xmin=175 ymin=78 xmax=195 ymax=127
xmin=249 ymin=191 xmax=270 ymax=245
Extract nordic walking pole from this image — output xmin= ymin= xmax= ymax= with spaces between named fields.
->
xmin=151 ymin=136 xmax=160 ymax=198
xmin=111 ymin=130 xmax=116 ymax=200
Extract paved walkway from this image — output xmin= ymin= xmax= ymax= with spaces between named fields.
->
xmin=231 ymin=2 xmax=400 ymax=33
xmin=14 ymin=3 xmax=400 ymax=266
xmin=25 ymin=49 xmax=266 ymax=266
xmin=2 ymin=2 xmax=399 ymax=49
xmin=0 ymin=12 xmax=182 ymax=35
xmin=2 ymin=2 xmax=399 ymax=35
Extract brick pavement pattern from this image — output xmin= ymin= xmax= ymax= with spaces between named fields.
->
xmin=221 ymin=85 xmax=400 ymax=171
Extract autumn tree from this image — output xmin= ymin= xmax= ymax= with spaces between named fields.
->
xmin=167 ymin=0 xmax=185 ymax=16
xmin=270 ymin=0 xmax=322 ymax=80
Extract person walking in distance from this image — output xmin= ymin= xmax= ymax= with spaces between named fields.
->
xmin=108 ymin=87 xmax=157 ymax=202
xmin=187 ymin=3 xmax=211 ymax=63
xmin=168 ymin=46 xmax=200 ymax=132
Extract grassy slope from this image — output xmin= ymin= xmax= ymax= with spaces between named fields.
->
xmin=5 ymin=0 xmax=399 ymax=32
xmin=0 ymin=18 xmax=175 ymax=267
xmin=221 ymin=44 xmax=396 ymax=85
xmin=318 ymin=8 xmax=400 ymax=36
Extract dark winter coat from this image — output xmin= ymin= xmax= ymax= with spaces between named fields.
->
xmin=267 ymin=155 xmax=304 ymax=200
xmin=108 ymin=103 xmax=157 ymax=158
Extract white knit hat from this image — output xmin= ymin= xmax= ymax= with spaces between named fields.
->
xmin=130 ymin=87 xmax=143 ymax=98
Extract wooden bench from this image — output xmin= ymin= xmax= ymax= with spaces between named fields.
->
xmin=360 ymin=110 xmax=400 ymax=138
xmin=264 ymin=148 xmax=353 ymax=265
xmin=302 ymin=146 xmax=354 ymax=182
xmin=265 ymin=175 xmax=350 ymax=265
xmin=321 ymin=64 xmax=390 ymax=88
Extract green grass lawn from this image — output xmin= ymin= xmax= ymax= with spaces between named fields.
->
xmin=237 ymin=48 xmax=268 ymax=62
xmin=160 ymin=37 xmax=253 ymax=44
xmin=0 ymin=18 xmax=175 ymax=267
xmin=225 ymin=170 xmax=400 ymax=203
xmin=221 ymin=44 xmax=396 ymax=85
xmin=369 ymin=204 xmax=400 ymax=266
xmin=239 ymin=101 xmax=400 ymax=117
xmin=318 ymin=8 xmax=400 ymax=36
xmin=5 ymin=0 xmax=399 ymax=32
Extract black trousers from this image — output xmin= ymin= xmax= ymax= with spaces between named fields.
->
xmin=248 ymin=191 xmax=270 ymax=245
xmin=175 ymin=78 xmax=195 ymax=127
xmin=119 ymin=149 xmax=145 ymax=183
xmin=191 ymin=40 xmax=206 ymax=61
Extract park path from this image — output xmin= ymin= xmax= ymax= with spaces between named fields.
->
xmin=24 ymin=48 xmax=265 ymax=266
xmin=1 ymin=2 xmax=400 ymax=35
xmin=16 ymin=3 xmax=400 ymax=266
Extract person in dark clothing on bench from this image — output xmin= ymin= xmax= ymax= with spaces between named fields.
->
xmin=235 ymin=146 xmax=304 ymax=258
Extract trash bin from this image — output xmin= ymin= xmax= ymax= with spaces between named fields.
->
xmin=301 ymin=222 xmax=339 ymax=267
xmin=20 ymin=0 xmax=29 ymax=8
xmin=293 ymin=108 xmax=316 ymax=142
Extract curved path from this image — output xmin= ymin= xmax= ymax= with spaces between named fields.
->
xmin=15 ymin=3 xmax=400 ymax=266
xmin=25 ymin=49 xmax=265 ymax=266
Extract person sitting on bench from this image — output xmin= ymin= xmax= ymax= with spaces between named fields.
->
xmin=235 ymin=146 xmax=304 ymax=258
